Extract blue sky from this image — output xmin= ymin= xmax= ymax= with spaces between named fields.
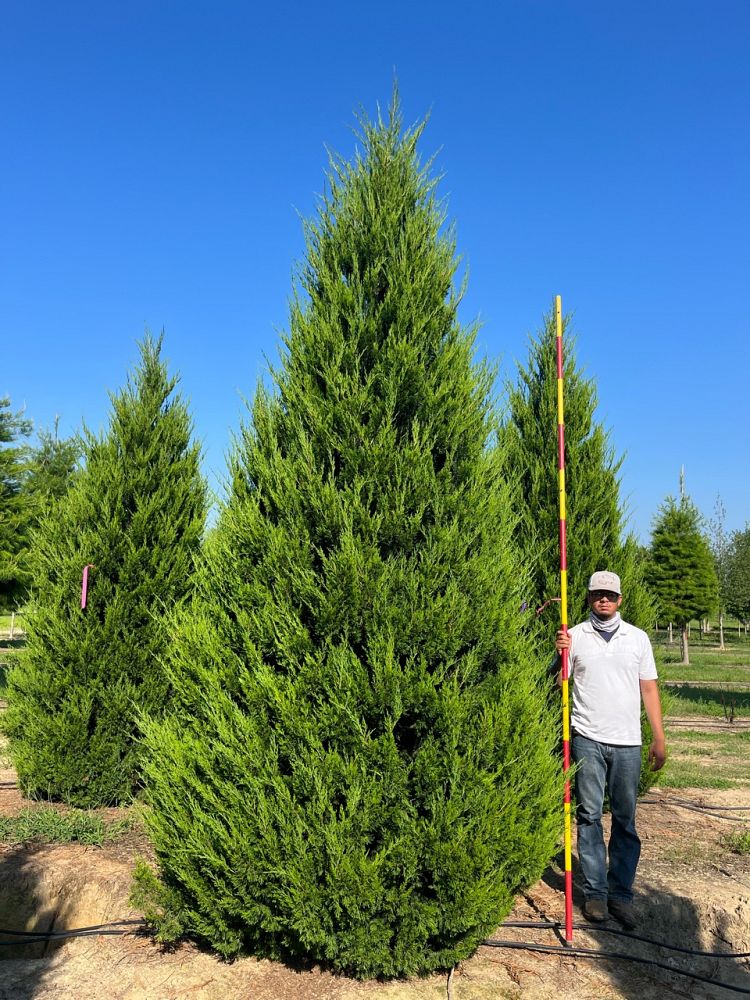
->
xmin=2 ymin=1 xmax=748 ymax=542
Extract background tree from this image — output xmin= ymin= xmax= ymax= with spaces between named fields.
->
xmin=708 ymin=494 xmax=731 ymax=649
xmin=0 ymin=397 xmax=32 ymax=608
xmin=726 ymin=525 xmax=750 ymax=630
xmin=134 ymin=100 xmax=562 ymax=978
xmin=24 ymin=418 xmax=81 ymax=521
xmin=500 ymin=311 xmax=659 ymax=793
xmin=3 ymin=335 xmax=206 ymax=806
xmin=647 ymin=496 xmax=719 ymax=665
xmin=501 ymin=310 xmax=654 ymax=633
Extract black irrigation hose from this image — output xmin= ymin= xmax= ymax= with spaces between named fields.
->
xmin=648 ymin=797 xmax=750 ymax=812
xmin=0 ymin=919 xmax=146 ymax=946
xmin=481 ymin=940 xmax=750 ymax=995
xmin=640 ymin=798 xmax=750 ymax=822
xmin=2 ymin=918 xmax=749 ymax=995
xmin=501 ymin=920 xmax=750 ymax=959
xmin=0 ymin=919 xmax=144 ymax=938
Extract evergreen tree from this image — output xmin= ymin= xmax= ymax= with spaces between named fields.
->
xmin=3 ymin=336 xmax=206 ymax=806
xmin=501 ymin=310 xmax=653 ymax=631
xmin=501 ymin=309 xmax=659 ymax=792
xmin=647 ymin=496 xmax=718 ymax=665
xmin=726 ymin=525 xmax=750 ymax=626
xmin=0 ymin=398 xmax=33 ymax=608
xmin=135 ymin=100 xmax=561 ymax=978
xmin=24 ymin=419 xmax=81 ymax=520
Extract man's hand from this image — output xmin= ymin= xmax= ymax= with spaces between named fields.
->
xmin=555 ymin=630 xmax=572 ymax=655
xmin=648 ymin=738 xmax=667 ymax=772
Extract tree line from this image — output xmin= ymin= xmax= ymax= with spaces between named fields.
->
xmin=1 ymin=96 xmax=748 ymax=977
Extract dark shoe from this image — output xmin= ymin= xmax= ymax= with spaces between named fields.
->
xmin=608 ymin=898 xmax=637 ymax=929
xmin=583 ymin=898 xmax=608 ymax=922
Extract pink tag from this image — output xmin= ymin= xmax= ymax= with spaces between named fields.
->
xmin=81 ymin=565 xmax=94 ymax=609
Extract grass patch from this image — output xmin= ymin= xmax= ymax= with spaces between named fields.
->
xmin=659 ymin=663 xmax=750 ymax=684
xmin=657 ymin=765 xmax=735 ymax=790
xmin=667 ymin=729 xmax=750 ymax=758
xmin=659 ymin=724 xmax=750 ymax=789
xmin=662 ymin=684 xmax=750 ymax=719
xmin=0 ymin=806 xmax=134 ymax=846
xmin=722 ymin=831 xmax=750 ymax=854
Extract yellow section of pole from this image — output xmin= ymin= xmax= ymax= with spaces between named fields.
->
xmin=556 ymin=294 xmax=574 ymax=943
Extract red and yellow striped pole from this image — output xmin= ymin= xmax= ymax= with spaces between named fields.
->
xmin=556 ymin=294 xmax=574 ymax=945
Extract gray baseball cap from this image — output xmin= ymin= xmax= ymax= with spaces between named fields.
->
xmin=588 ymin=570 xmax=621 ymax=594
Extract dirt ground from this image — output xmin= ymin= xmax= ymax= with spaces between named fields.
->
xmin=1 ymin=744 xmax=749 ymax=999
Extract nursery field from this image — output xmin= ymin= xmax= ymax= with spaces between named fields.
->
xmin=0 ymin=628 xmax=749 ymax=999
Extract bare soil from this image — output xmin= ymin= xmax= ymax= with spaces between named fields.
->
xmin=1 ymin=765 xmax=749 ymax=999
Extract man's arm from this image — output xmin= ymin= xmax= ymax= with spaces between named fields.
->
xmin=640 ymin=679 xmax=666 ymax=771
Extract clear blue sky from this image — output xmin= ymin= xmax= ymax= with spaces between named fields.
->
xmin=2 ymin=1 xmax=748 ymax=542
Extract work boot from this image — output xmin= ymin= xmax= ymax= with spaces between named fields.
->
xmin=583 ymin=898 xmax=607 ymax=922
xmin=608 ymin=898 xmax=637 ymax=930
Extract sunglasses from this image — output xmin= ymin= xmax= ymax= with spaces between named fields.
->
xmin=589 ymin=590 xmax=620 ymax=602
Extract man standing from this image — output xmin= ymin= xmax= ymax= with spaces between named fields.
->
xmin=556 ymin=570 xmax=666 ymax=929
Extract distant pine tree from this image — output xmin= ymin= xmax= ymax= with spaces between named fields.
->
xmin=726 ymin=525 xmax=750 ymax=627
xmin=648 ymin=496 xmax=719 ymax=665
xmin=135 ymin=98 xmax=561 ymax=978
xmin=24 ymin=419 xmax=81 ymax=520
xmin=4 ymin=336 xmax=206 ymax=806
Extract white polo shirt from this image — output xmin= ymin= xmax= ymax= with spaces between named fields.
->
xmin=568 ymin=619 xmax=658 ymax=746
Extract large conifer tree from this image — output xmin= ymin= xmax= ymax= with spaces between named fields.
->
xmin=501 ymin=309 xmax=653 ymax=632
xmin=501 ymin=310 xmax=659 ymax=792
xmin=4 ymin=336 xmax=206 ymax=806
xmin=136 ymin=100 xmax=561 ymax=977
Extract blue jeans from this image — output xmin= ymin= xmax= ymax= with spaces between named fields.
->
xmin=572 ymin=733 xmax=642 ymax=903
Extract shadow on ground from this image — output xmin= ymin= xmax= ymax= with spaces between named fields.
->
xmin=537 ymin=851 xmax=750 ymax=998
xmin=0 ymin=843 xmax=65 ymax=1000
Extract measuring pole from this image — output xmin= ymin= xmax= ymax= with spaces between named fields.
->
xmin=555 ymin=294 xmax=574 ymax=945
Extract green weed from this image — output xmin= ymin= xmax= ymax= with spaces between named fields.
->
xmin=722 ymin=831 xmax=750 ymax=854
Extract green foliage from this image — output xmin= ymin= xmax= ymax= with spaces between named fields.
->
xmin=721 ymin=830 xmax=750 ymax=854
xmin=3 ymin=335 xmax=206 ymax=806
xmin=24 ymin=420 xmax=81 ymax=522
xmin=138 ymin=98 xmax=562 ymax=978
xmin=0 ymin=806 xmax=133 ymax=845
xmin=500 ymin=308 xmax=659 ymax=793
xmin=130 ymin=859 xmax=188 ymax=943
xmin=648 ymin=497 xmax=719 ymax=627
xmin=726 ymin=524 xmax=750 ymax=624
xmin=0 ymin=398 xmax=33 ymax=608
xmin=501 ymin=309 xmax=654 ymax=632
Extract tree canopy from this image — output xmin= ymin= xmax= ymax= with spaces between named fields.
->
xmin=0 ymin=397 xmax=32 ymax=607
xmin=4 ymin=335 xmax=206 ymax=806
xmin=501 ymin=308 xmax=654 ymax=632
xmin=135 ymin=98 xmax=562 ymax=978
xmin=647 ymin=495 xmax=718 ymax=664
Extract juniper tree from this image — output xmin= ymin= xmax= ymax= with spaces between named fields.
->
xmin=726 ymin=524 xmax=750 ymax=628
xmin=0 ymin=397 xmax=33 ymax=607
xmin=647 ymin=496 xmax=718 ymax=665
xmin=3 ymin=336 xmax=206 ymax=805
xmin=501 ymin=309 xmax=653 ymax=631
xmin=500 ymin=310 xmax=659 ymax=791
xmin=135 ymin=100 xmax=562 ymax=978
